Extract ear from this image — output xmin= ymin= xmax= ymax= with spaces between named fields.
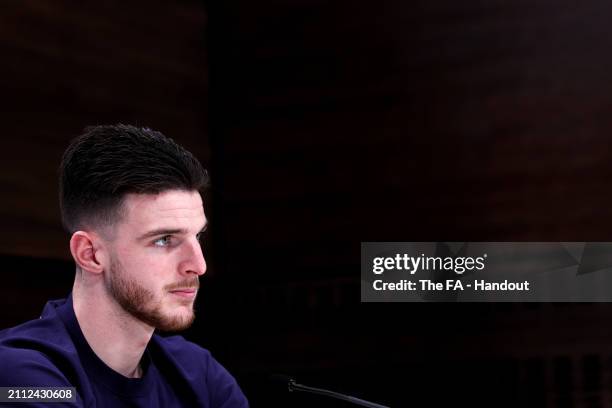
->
xmin=69 ymin=231 xmax=107 ymax=275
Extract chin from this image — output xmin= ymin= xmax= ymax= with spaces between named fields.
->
xmin=156 ymin=311 xmax=196 ymax=332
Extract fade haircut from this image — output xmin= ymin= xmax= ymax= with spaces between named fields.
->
xmin=59 ymin=124 xmax=209 ymax=233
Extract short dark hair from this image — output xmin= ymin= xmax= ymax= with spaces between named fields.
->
xmin=59 ymin=124 xmax=209 ymax=233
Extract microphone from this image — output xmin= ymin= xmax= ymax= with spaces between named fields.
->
xmin=271 ymin=374 xmax=390 ymax=408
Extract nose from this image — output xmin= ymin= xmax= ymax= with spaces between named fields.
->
xmin=182 ymin=238 xmax=207 ymax=276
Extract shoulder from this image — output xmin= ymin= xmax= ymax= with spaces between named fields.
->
xmin=0 ymin=298 xmax=74 ymax=351
xmin=151 ymin=334 xmax=216 ymax=374
xmin=0 ymin=345 xmax=72 ymax=387
xmin=0 ymin=301 xmax=80 ymax=388
xmin=0 ymin=347 xmax=85 ymax=407
xmin=152 ymin=334 xmax=249 ymax=407
xmin=151 ymin=334 xmax=222 ymax=378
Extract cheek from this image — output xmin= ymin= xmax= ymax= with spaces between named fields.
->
xmin=115 ymin=249 xmax=160 ymax=280
xmin=123 ymin=252 xmax=178 ymax=289
xmin=115 ymin=242 xmax=180 ymax=277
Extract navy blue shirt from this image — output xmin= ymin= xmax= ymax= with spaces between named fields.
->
xmin=0 ymin=295 xmax=249 ymax=407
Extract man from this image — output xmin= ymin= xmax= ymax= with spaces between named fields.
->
xmin=0 ymin=125 xmax=249 ymax=407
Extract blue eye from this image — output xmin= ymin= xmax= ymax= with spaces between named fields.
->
xmin=153 ymin=236 xmax=173 ymax=247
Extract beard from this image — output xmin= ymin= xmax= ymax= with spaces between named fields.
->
xmin=107 ymin=255 xmax=198 ymax=332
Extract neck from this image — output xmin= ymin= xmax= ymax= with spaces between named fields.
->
xmin=72 ymin=276 xmax=154 ymax=379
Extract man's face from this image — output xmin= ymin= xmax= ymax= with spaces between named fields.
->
xmin=103 ymin=189 xmax=207 ymax=332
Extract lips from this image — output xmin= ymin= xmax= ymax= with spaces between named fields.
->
xmin=169 ymin=288 xmax=197 ymax=298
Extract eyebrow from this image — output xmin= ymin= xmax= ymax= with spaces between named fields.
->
xmin=137 ymin=223 xmax=208 ymax=241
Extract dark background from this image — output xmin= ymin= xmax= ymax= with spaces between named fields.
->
xmin=3 ymin=1 xmax=612 ymax=406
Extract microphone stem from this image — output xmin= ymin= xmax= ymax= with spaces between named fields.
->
xmin=289 ymin=381 xmax=390 ymax=408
